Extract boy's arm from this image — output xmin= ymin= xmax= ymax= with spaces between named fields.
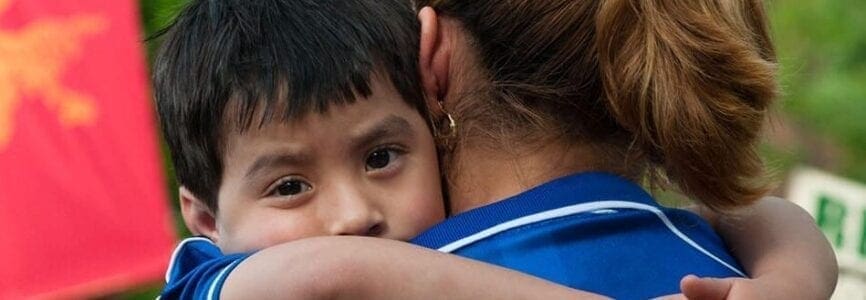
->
xmin=220 ymin=236 xmax=609 ymax=300
xmin=686 ymin=196 xmax=838 ymax=299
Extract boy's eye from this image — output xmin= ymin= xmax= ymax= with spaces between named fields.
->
xmin=365 ymin=148 xmax=399 ymax=171
xmin=273 ymin=179 xmax=312 ymax=197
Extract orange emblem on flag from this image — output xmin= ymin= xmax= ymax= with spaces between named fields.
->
xmin=0 ymin=0 xmax=105 ymax=149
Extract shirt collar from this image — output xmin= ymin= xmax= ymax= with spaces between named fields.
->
xmin=411 ymin=172 xmax=658 ymax=249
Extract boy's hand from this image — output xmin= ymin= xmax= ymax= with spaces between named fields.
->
xmin=679 ymin=275 xmax=765 ymax=300
xmin=690 ymin=196 xmax=838 ymax=299
xmin=656 ymin=275 xmax=774 ymax=300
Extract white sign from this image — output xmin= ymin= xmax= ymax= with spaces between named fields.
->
xmin=788 ymin=167 xmax=866 ymax=299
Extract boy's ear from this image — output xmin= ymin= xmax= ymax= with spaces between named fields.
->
xmin=179 ymin=186 xmax=220 ymax=242
xmin=418 ymin=7 xmax=451 ymax=116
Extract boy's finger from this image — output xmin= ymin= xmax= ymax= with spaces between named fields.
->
xmin=680 ymin=275 xmax=733 ymax=300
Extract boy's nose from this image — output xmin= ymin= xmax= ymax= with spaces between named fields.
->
xmin=328 ymin=191 xmax=386 ymax=237
xmin=331 ymin=211 xmax=386 ymax=236
xmin=335 ymin=217 xmax=385 ymax=237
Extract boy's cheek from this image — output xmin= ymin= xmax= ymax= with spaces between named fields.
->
xmin=404 ymin=194 xmax=447 ymax=235
xmin=218 ymin=214 xmax=315 ymax=253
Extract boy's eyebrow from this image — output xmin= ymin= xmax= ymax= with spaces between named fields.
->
xmin=243 ymin=115 xmax=414 ymax=181
xmin=244 ymin=151 xmax=312 ymax=181
xmin=351 ymin=115 xmax=415 ymax=151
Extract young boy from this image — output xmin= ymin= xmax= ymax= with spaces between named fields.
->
xmin=154 ymin=0 xmax=463 ymax=297
xmin=153 ymin=0 xmax=836 ymax=299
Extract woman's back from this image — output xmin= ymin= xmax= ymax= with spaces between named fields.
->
xmin=413 ymin=0 xmax=777 ymax=296
xmin=413 ymin=173 xmax=743 ymax=298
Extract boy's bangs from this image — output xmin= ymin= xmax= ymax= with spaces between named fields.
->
xmin=153 ymin=0 xmax=425 ymax=209
xmin=225 ymin=67 xmax=375 ymax=134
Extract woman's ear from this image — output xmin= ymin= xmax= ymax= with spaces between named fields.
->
xmin=179 ymin=186 xmax=220 ymax=242
xmin=418 ymin=7 xmax=451 ymax=115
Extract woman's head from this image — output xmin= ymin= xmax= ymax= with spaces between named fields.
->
xmin=417 ymin=0 xmax=778 ymax=211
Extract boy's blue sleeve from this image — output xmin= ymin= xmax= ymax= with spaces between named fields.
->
xmin=161 ymin=237 xmax=252 ymax=300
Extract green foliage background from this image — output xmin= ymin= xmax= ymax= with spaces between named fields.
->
xmin=116 ymin=0 xmax=866 ymax=298
xmin=769 ymin=1 xmax=866 ymax=181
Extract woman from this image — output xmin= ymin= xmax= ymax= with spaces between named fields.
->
xmin=222 ymin=0 xmax=836 ymax=298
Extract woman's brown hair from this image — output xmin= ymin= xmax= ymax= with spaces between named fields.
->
xmin=417 ymin=0 xmax=778 ymax=211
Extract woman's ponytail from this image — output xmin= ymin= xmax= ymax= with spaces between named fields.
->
xmin=596 ymin=0 xmax=778 ymax=210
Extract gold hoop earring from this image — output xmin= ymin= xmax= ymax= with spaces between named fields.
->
xmin=436 ymin=101 xmax=457 ymax=139
xmin=445 ymin=113 xmax=457 ymax=135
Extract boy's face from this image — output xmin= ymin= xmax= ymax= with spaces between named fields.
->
xmin=211 ymin=79 xmax=444 ymax=253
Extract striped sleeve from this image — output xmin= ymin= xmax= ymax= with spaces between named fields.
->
xmin=161 ymin=237 xmax=252 ymax=300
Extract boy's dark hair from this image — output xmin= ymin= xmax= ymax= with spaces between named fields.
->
xmin=153 ymin=0 xmax=426 ymax=211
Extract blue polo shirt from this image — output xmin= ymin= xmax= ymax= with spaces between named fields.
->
xmin=411 ymin=172 xmax=745 ymax=298
xmin=162 ymin=172 xmax=744 ymax=299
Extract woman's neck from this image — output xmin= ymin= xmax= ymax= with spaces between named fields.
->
xmin=445 ymin=140 xmax=613 ymax=214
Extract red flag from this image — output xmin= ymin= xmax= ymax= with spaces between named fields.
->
xmin=0 ymin=0 xmax=176 ymax=298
